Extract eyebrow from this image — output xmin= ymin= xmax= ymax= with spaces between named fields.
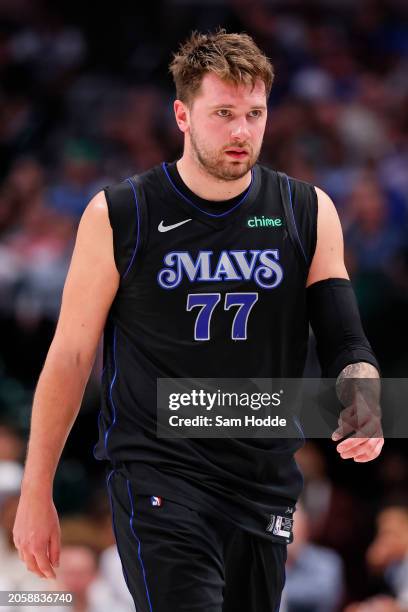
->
xmin=210 ymin=104 xmax=267 ymax=110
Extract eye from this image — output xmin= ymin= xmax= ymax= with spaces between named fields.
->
xmin=216 ymin=109 xmax=231 ymax=117
xmin=249 ymin=110 xmax=262 ymax=118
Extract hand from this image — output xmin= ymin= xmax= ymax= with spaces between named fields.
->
xmin=13 ymin=488 xmax=61 ymax=580
xmin=332 ymin=394 xmax=384 ymax=462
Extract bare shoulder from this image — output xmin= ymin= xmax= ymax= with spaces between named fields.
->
xmin=74 ymin=190 xmax=116 ymax=269
xmin=85 ymin=189 xmax=108 ymax=213
xmin=314 ymin=186 xmax=342 ymax=225
xmin=79 ymin=190 xmax=110 ymax=232
xmin=306 ymin=186 xmax=349 ymax=286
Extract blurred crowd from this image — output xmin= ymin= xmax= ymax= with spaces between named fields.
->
xmin=1 ymin=424 xmax=408 ymax=611
xmin=0 ymin=0 xmax=407 ymax=610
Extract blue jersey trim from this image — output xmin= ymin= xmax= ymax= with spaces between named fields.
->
xmin=92 ymin=366 xmax=106 ymax=460
xmin=285 ymin=175 xmax=307 ymax=263
xmin=126 ymin=479 xmax=153 ymax=612
xmin=123 ymin=177 xmax=141 ymax=279
xmin=106 ymin=470 xmax=132 ymax=595
xmin=162 ymin=162 xmax=253 ymax=218
xmin=104 ymin=326 xmax=118 ymax=459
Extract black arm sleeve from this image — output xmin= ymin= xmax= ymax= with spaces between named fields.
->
xmin=307 ymin=278 xmax=380 ymax=377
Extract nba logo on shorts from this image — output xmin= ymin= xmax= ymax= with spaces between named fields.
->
xmin=150 ymin=496 xmax=163 ymax=507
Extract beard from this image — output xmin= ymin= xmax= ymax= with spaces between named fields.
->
xmin=189 ymin=125 xmax=261 ymax=181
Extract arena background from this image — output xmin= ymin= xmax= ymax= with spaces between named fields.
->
xmin=0 ymin=1 xmax=407 ymax=610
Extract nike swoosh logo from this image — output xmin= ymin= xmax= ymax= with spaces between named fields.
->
xmin=158 ymin=218 xmax=192 ymax=232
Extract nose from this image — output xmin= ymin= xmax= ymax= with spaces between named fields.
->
xmin=230 ymin=118 xmax=251 ymax=142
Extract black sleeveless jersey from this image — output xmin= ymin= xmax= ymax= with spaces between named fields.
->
xmin=94 ymin=161 xmax=318 ymax=540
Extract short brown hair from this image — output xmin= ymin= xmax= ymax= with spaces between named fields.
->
xmin=169 ymin=29 xmax=274 ymax=105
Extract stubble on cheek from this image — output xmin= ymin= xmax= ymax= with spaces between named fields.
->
xmin=190 ymin=127 xmax=260 ymax=181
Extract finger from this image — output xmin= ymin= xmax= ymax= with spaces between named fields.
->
xmin=347 ymin=437 xmax=383 ymax=462
xmin=354 ymin=438 xmax=384 ymax=463
xmin=332 ymin=421 xmax=355 ymax=440
xmin=333 ymin=413 xmax=356 ymax=440
xmin=24 ymin=552 xmax=48 ymax=579
xmin=34 ymin=549 xmax=57 ymax=579
xmin=337 ymin=438 xmax=367 ymax=459
xmin=337 ymin=421 xmax=381 ymax=456
xmin=353 ymin=442 xmax=380 ymax=463
xmin=48 ymin=530 xmax=60 ymax=569
xmin=333 ymin=400 xmax=378 ymax=441
xmin=338 ymin=434 xmax=382 ymax=460
xmin=333 ymin=406 xmax=363 ymax=440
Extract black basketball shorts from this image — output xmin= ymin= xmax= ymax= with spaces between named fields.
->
xmin=106 ymin=465 xmax=287 ymax=612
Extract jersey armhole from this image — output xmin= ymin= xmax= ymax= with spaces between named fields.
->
xmin=277 ymin=171 xmax=309 ymax=268
xmin=103 ymin=186 xmax=122 ymax=276
xmin=122 ymin=177 xmax=141 ymax=280
xmin=103 ymin=177 xmax=144 ymax=283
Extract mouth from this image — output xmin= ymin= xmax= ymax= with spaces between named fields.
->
xmin=225 ymin=149 xmax=249 ymax=160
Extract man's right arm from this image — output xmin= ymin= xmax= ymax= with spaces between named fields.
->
xmin=13 ymin=190 xmax=119 ymax=579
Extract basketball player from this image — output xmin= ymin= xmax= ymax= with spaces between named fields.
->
xmin=13 ymin=30 xmax=383 ymax=611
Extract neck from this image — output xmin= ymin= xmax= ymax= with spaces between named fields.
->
xmin=176 ymin=154 xmax=252 ymax=201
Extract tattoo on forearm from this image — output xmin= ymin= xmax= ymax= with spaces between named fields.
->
xmin=337 ymin=362 xmax=379 ymax=383
xmin=336 ymin=362 xmax=381 ymax=409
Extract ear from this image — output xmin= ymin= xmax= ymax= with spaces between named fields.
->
xmin=174 ymin=100 xmax=190 ymax=134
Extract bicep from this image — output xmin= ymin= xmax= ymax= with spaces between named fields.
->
xmin=306 ymin=186 xmax=349 ymax=287
xmin=49 ymin=191 xmax=120 ymax=367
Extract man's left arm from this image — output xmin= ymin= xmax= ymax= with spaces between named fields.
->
xmin=306 ymin=187 xmax=384 ymax=462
